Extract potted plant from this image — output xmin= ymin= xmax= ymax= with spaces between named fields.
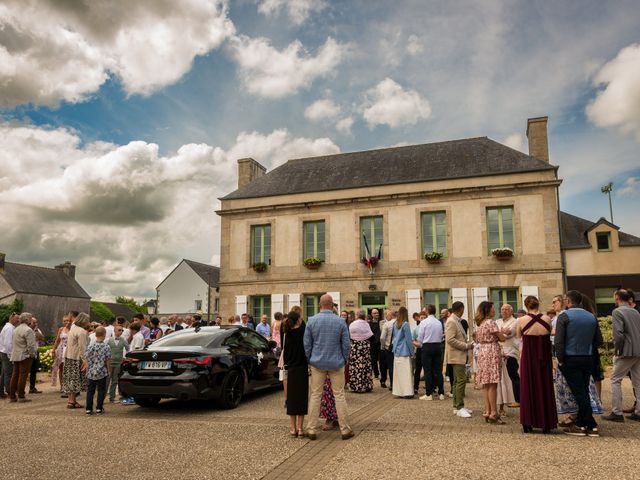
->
xmin=424 ymin=251 xmax=443 ymax=264
xmin=491 ymin=247 xmax=514 ymax=260
xmin=303 ymin=257 xmax=323 ymax=270
xmin=252 ymin=262 xmax=268 ymax=272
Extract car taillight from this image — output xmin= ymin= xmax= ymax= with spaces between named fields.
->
xmin=174 ymin=356 xmax=214 ymax=365
xmin=122 ymin=358 xmax=140 ymax=365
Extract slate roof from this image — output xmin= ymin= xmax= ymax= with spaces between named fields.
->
xmin=1 ymin=262 xmax=90 ymax=298
xmin=184 ymin=260 xmax=220 ymax=287
xmin=560 ymin=211 xmax=640 ymax=249
xmin=90 ymin=302 xmax=137 ymax=322
xmin=222 ymin=137 xmax=557 ymax=200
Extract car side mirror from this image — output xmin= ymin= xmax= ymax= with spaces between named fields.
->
xmin=268 ymin=340 xmax=278 ymax=350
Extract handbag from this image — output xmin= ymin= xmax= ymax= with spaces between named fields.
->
xmin=278 ymin=333 xmax=286 ymax=381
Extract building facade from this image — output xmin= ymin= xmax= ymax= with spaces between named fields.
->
xmin=0 ymin=255 xmax=90 ymax=335
xmin=156 ymin=259 xmax=220 ymax=318
xmin=217 ymin=117 xmax=565 ymax=322
xmin=561 ymin=212 xmax=640 ymax=315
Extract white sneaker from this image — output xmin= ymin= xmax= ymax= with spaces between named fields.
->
xmin=439 ymin=394 xmax=445 ymax=400
xmin=446 ymin=392 xmax=453 ymax=398
xmin=453 ymin=409 xmax=459 ymax=415
xmin=461 ymin=407 xmax=473 ymax=415
xmin=456 ymin=409 xmax=472 ymax=418
xmin=419 ymin=394 xmax=432 ymax=401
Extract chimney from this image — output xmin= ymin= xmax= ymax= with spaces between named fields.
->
xmin=237 ymin=158 xmax=266 ymax=189
xmin=55 ymin=261 xmax=76 ymax=279
xmin=0 ymin=253 xmax=5 ymax=272
xmin=526 ymin=116 xmax=549 ymax=162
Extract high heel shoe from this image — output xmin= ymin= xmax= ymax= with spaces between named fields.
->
xmin=297 ymin=429 xmax=305 ymax=438
xmin=289 ymin=430 xmax=298 ymax=437
xmin=483 ymin=412 xmax=490 ymax=423
xmin=488 ymin=415 xmax=506 ymax=425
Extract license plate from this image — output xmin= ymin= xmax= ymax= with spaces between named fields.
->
xmin=141 ymin=361 xmax=171 ymax=370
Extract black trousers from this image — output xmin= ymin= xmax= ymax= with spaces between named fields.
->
xmin=380 ymin=349 xmax=394 ymax=386
xmin=29 ymin=351 xmax=40 ymax=390
xmin=370 ymin=341 xmax=381 ymax=378
xmin=86 ymin=377 xmax=108 ymax=412
xmin=413 ymin=347 xmax=422 ymax=391
xmin=560 ymin=356 xmax=597 ymax=429
xmin=422 ymin=343 xmax=444 ymax=395
xmin=506 ymin=356 xmax=520 ymax=403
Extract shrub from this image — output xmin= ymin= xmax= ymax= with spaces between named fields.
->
xmin=0 ymin=298 xmax=23 ymax=328
xmin=303 ymin=257 xmax=323 ymax=266
xmin=90 ymin=301 xmax=114 ymax=322
xmin=253 ymin=262 xmax=268 ymax=272
xmin=424 ymin=251 xmax=443 ymax=261
xmin=38 ymin=346 xmax=54 ymax=373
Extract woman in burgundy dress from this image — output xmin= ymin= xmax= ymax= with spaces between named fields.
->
xmin=517 ymin=295 xmax=557 ymax=433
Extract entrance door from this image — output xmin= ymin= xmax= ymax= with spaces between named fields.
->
xmin=359 ymin=292 xmax=388 ymax=317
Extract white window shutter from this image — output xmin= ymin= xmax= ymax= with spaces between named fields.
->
xmin=327 ymin=291 xmax=340 ymax=311
xmin=451 ymin=288 xmax=469 ymax=320
xmin=405 ymin=289 xmax=422 ymax=331
xmin=287 ymin=293 xmax=300 ymax=310
xmin=271 ymin=294 xmax=284 ymax=319
xmin=520 ymin=286 xmax=539 ymax=309
xmin=235 ymin=295 xmax=247 ymax=316
xmin=471 ymin=287 xmax=488 ymax=318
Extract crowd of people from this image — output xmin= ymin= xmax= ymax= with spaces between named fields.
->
xmin=2 ymin=288 xmax=639 ymax=440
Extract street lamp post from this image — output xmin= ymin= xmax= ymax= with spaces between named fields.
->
xmin=600 ymin=182 xmax=614 ymax=223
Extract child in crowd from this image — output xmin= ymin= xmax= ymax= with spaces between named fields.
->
xmin=122 ymin=322 xmax=143 ymax=406
xmin=107 ymin=320 xmax=130 ymax=403
xmin=83 ymin=326 xmax=111 ymax=415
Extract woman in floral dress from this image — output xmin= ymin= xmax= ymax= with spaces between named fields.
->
xmin=348 ymin=311 xmax=374 ymax=393
xmin=51 ymin=315 xmax=71 ymax=391
xmin=474 ymin=301 xmax=507 ymax=424
xmin=320 ymin=375 xmax=338 ymax=430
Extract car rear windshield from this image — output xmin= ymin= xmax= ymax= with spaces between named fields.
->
xmin=150 ymin=332 xmax=219 ymax=348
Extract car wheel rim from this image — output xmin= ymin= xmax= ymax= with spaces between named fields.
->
xmin=225 ymin=374 xmax=241 ymax=405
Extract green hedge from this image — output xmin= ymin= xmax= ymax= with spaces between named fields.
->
xmin=0 ymin=298 xmax=23 ymax=328
xmin=598 ymin=316 xmax=613 ymax=371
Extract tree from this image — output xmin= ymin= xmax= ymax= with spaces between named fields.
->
xmin=0 ymin=298 xmax=23 ymax=327
xmin=115 ymin=296 xmax=147 ymax=314
xmin=90 ymin=301 xmax=115 ymax=322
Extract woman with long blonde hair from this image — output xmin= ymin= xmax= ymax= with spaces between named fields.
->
xmin=391 ymin=307 xmax=415 ymax=399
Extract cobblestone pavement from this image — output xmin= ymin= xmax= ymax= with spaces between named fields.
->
xmin=1 ymin=374 xmax=638 ymax=480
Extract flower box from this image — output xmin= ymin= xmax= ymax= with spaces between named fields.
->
xmin=491 ymin=248 xmax=514 ymax=260
xmin=303 ymin=257 xmax=323 ymax=270
xmin=424 ymin=252 xmax=443 ymax=264
xmin=252 ymin=262 xmax=268 ymax=273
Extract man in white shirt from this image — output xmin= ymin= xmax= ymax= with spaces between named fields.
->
xmin=496 ymin=304 xmax=520 ymax=407
xmin=129 ymin=323 xmax=145 ymax=351
xmin=415 ymin=305 xmax=445 ymax=400
xmin=0 ymin=313 xmax=19 ymax=398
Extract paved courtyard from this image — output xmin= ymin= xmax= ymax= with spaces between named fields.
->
xmin=1 ymin=374 xmax=639 ymax=480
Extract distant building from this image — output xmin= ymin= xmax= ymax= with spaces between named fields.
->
xmin=216 ymin=117 xmax=565 ymax=322
xmin=156 ymin=259 xmax=220 ymax=318
xmin=143 ymin=299 xmax=157 ymax=315
xmin=0 ymin=254 xmax=90 ymax=334
xmin=560 ymin=212 xmax=640 ymax=315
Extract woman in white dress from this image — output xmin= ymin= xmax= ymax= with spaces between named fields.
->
xmin=392 ymin=307 xmax=415 ymax=399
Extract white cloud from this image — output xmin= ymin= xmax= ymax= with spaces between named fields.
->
xmin=304 ymin=99 xmax=341 ymax=121
xmin=361 ymin=78 xmax=431 ymax=129
xmin=502 ymin=133 xmax=524 ymax=152
xmin=336 ymin=116 xmax=354 ymax=135
xmin=0 ymin=122 xmax=339 ymax=298
xmin=0 ymin=0 xmax=234 ymax=107
xmin=586 ymin=43 xmax=640 ymax=141
xmin=228 ymin=36 xmax=347 ymax=98
xmin=406 ymin=34 xmax=424 ymax=55
xmin=257 ymin=0 xmax=326 ymax=25
xmin=618 ymin=177 xmax=639 ymax=196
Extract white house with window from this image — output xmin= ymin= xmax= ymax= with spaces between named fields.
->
xmin=217 ymin=117 xmax=568 ymax=322
xmin=156 ymin=259 xmax=220 ymax=318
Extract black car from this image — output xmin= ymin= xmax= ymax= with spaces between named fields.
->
xmin=119 ymin=326 xmax=281 ymax=409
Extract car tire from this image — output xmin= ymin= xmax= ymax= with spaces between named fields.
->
xmin=134 ymin=397 xmax=161 ymax=407
xmin=219 ymin=370 xmax=244 ymax=409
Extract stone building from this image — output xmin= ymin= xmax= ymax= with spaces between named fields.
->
xmin=560 ymin=212 xmax=640 ymax=315
xmin=216 ymin=117 xmax=565 ymax=322
xmin=156 ymin=259 xmax=220 ymax=319
xmin=0 ymin=254 xmax=90 ymax=334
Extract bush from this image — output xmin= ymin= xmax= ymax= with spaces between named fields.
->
xmin=0 ymin=298 xmax=23 ymax=328
xmin=598 ymin=315 xmax=613 ymax=371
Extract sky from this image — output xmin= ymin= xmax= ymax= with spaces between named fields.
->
xmin=1 ymin=0 xmax=639 ymax=301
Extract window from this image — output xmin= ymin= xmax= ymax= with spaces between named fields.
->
xmin=250 ymin=296 xmax=271 ymax=320
xmin=360 ymin=216 xmax=383 ymax=259
xmin=303 ymin=294 xmax=322 ymax=320
xmin=595 ymin=288 xmax=616 ymax=316
xmin=359 ymin=292 xmax=388 ymax=309
xmin=424 ymin=290 xmax=450 ymax=313
xmin=250 ymin=224 xmax=271 ymax=265
xmin=421 ymin=212 xmax=447 ymax=256
xmin=239 ymin=330 xmax=269 ymax=350
xmin=194 ymin=300 xmax=202 ymax=311
xmin=487 ymin=207 xmax=515 ymax=254
xmin=303 ymin=221 xmax=325 ymax=261
xmin=596 ymin=232 xmax=612 ymax=252
xmin=490 ymin=288 xmax=518 ymax=318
